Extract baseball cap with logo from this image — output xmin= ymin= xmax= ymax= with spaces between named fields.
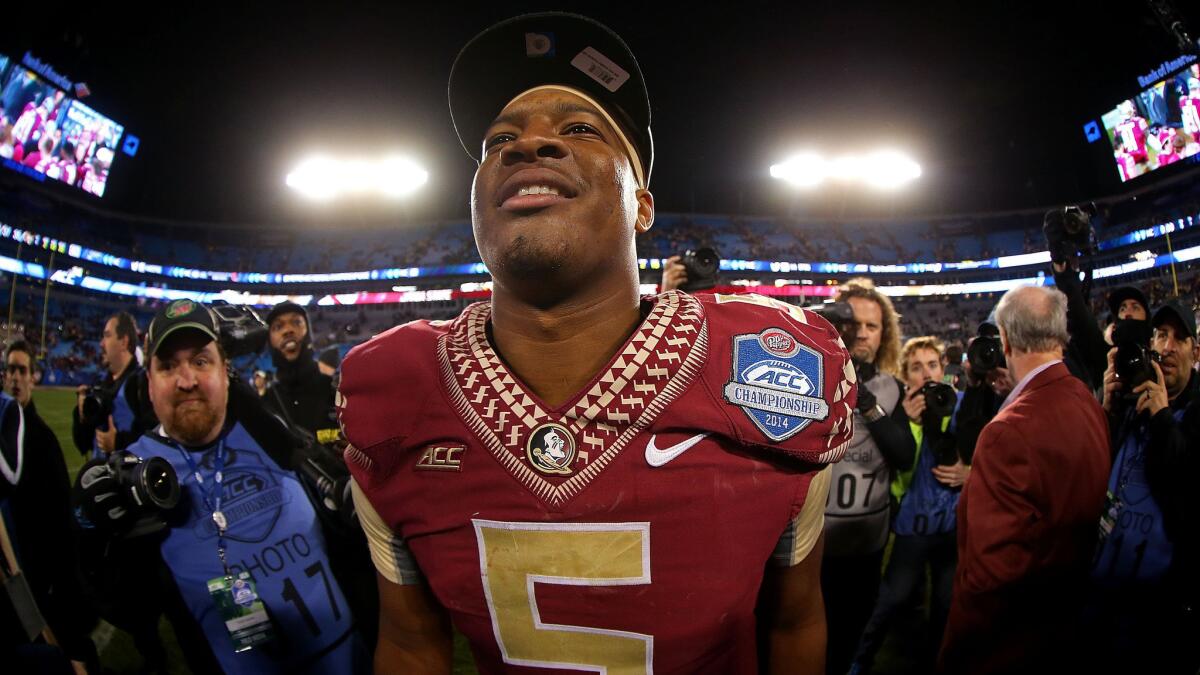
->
xmin=145 ymin=299 xmax=220 ymax=359
xmin=448 ymin=12 xmax=653 ymax=187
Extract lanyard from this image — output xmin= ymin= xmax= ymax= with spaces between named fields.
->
xmin=177 ymin=440 xmax=231 ymax=576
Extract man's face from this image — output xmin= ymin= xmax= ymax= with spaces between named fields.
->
xmin=847 ymin=296 xmax=883 ymax=364
xmin=904 ymin=347 xmax=945 ymax=391
xmin=1118 ymin=299 xmax=1147 ymax=321
xmin=1152 ymin=317 xmax=1198 ymax=398
xmin=269 ymin=311 xmax=308 ymax=362
xmin=100 ymin=317 xmax=126 ymax=369
xmin=147 ymin=333 xmax=228 ymax=446
xmin=470 ymin=89 xmax=649 ymax=289
xmin=5 ymin=350 xmax=34 ymax=407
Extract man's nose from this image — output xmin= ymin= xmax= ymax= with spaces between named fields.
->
xmin=176 ymin=366 xmax=199 ymax=389
xmin=500 ymin=125 xmax=568 ymax=166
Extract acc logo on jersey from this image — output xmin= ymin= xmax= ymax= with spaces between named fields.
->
xmin=724 ymin=328 xmax=829 ymax=442
xmin=526 ymin=423 xmax=577 ymax=476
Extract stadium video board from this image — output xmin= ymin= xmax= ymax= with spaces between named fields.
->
xmin=0 ymin=55 xmax=124 ymax=197
xmin=1101 ymin=63 xmax=1200 ymax=182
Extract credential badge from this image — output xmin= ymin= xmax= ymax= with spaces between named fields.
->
xmin=723 ymin=328 xmax=829 ymax=442
xmin=525 ymin=423 xmax=577 ymax=476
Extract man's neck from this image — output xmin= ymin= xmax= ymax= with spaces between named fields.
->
xmin=490 ymin=281 xmax=643 ymax=408
xmin=108 ymin=352 xmax=133 ymax=379
xmin=1008 ymin=349 xmax=1061 ymax=385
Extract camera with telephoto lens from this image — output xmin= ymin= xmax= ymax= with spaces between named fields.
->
xmin=967 ymin=323 xmax=1004 ymax=375
xmin=109 ymin=451 xmax=181 ymax=514
xmin=919 ymin=381 xmax=957 ymax=419
xmin=677 ymin=247 xmax=721 ymax=292
xmin=80 ymin=381 xmax=117 ymax=428
xmin=1043 ymin=203 xmax=1097 ymax=265
xmin=210 ymin=302 xmax=268 ymax=358
xmin=76 ymin=450 xmax=182 ymax=537
xmin=1112 ymin=319 xmax=1158 ymax=395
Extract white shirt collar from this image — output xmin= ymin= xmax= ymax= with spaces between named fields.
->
xmin=1000 ymin=359 xmax=1062 ymax=411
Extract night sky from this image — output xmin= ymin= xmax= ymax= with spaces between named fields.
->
xmin=3 ymin=1 xmax=1198 ymax=228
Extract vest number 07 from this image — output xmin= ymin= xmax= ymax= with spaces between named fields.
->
xmin=472 ymin=520 xmax=654 ymax=675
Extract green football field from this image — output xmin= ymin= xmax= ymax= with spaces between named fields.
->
xmin=37 ymin=386 xmax=918 ymax=674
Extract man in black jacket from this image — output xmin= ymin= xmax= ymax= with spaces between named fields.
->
xmin=71 ymin=312 xmax=157 ymax=457
xmin=2 ymin=340 xmax=98 ymax=673
xmin=259 ymin=301 xmax=377 ymax=646
xmin=261 ymin=302 xmax=340 ymax=444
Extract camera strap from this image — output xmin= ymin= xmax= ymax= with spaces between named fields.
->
xmin=176 ymin=440 xmax=231 ymax=577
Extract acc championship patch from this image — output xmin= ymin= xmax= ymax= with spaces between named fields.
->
xmin=724 ymin=328 xmax=829 ymax=442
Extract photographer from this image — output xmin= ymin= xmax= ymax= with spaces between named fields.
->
xmin=71 ymin=312 xmax=157 ymax=458
xmin=74 ymin=300 xmax=366 ymax=674
xmin=1090 ymin=298 xmax=1200 ymax=672
xmin=1044 ymin=205 xmax=1109 ymax=390
xmin=1102 ymin=285 xmax=1149 ymax=346
xmin=852 ymin=336 xmax=967 ymax=673
xmin=261 ymin=302 xmax=339 ymax=444
xmin=821 ymin=278 xmax=915 ymax=675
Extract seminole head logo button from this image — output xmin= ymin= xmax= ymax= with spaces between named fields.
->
xmin=526 ymin=423 xmax=576 ymax=476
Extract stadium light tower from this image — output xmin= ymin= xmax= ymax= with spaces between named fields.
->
xmin=770 ymin=150 xmax=921 ymax=190
xmin=286 ymin=156 xmax=429 ymax=200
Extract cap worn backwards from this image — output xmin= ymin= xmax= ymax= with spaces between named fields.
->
xmin=448 ymin=12 xmax=653 ymax=187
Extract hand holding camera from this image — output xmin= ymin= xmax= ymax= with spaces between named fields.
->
xmin=74 ymin=451 xmax=181 ymax=536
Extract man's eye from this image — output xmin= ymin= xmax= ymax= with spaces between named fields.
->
xmin=484 ymin=133 xmax=516 ymax=151
xmin=564 ymin=123 xmax=599 ymax=136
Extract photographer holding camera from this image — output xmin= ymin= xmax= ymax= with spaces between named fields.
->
xmin=1089 ymin=298 xmax=1200 ymax=672
xmin=820 ymin=278 xmax=915 ymax=675
xmin=659 ymin=247 xmax=720 ymax=292
xmin=851 ymin=336 xmax=967 ymax=672
xmin=1044 ymin=205 xmax=1110 ymax=390
xmin=71 ymin=312 xmax=157 ymax=458
xmin=941 ymin=285 xmax=1110 ymax=674
xmin=74 ymin=300 xmax=366 ymax=674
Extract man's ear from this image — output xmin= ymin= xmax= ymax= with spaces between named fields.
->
xmin=634 ymin=188 xmax=655 ymax=234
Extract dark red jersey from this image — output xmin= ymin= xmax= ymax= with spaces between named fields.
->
xmin=340 ymin=291 xmax=854 ymax=674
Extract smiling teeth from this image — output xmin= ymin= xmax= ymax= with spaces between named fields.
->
xmin=516 ymin=185 xmax=560 ymax=197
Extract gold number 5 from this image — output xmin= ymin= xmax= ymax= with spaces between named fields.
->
xmin=473 ymin=520 xmax=653 ymax=674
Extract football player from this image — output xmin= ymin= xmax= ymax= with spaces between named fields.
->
xmin=1180 ymin=78 xmax=1200 ymax=137
xmin=338 ymin=12 xmax=855 ymax=675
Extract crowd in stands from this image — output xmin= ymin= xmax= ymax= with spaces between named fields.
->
xmin=3 ymin=178 xmax=1198 ymax=280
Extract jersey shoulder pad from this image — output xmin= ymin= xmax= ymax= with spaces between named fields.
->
xmin=338 ymin=318 xmax=450 ymax=479
xmin=695 ymin=293 xmax=856 ymax=466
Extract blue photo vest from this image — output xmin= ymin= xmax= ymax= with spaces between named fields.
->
xmin=92 ymin=376 xmax=135 ymax=459
xmin=1090 ymin=408 xmax=1179 ymax=586
xmin=893 ymin=394 xmax=962 ymax=537
xmin=130 ymin=422 xmax=360 ymax=674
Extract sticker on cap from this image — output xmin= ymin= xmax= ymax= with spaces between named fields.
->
xmin=525 ymin=32 xmax=555 ymax=57
xmin=166 ymin=299 xmax=195 ymax=318
xmin=571 ymin=47 xmax=630 ymax=93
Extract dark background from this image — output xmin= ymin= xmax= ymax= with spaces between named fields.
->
xmin=3 ymin=1 xmax=1198 ymax=228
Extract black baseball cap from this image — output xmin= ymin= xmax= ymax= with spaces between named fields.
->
xmin=448 ymin=12 xmax=653 ymax=186
xmin=266 ymin=301 xmax=308 ymax=326
xmin=146 ymin=299 xmax=220 ymax=358
xmin=1107 ymin=286 xmax=1149 ymax=319
xmin=1151 ymin=298 xmax=1197 ymax=341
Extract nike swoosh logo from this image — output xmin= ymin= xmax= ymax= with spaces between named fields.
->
xmin=645 ymin=433 xmax=710 ymax=467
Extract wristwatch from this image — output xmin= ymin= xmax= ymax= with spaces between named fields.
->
xmin=862 ymin=404 xmax=886 ymax=423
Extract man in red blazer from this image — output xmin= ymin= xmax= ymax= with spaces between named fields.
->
xmin=939 ymin=285 xmax=1111 ymax=674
